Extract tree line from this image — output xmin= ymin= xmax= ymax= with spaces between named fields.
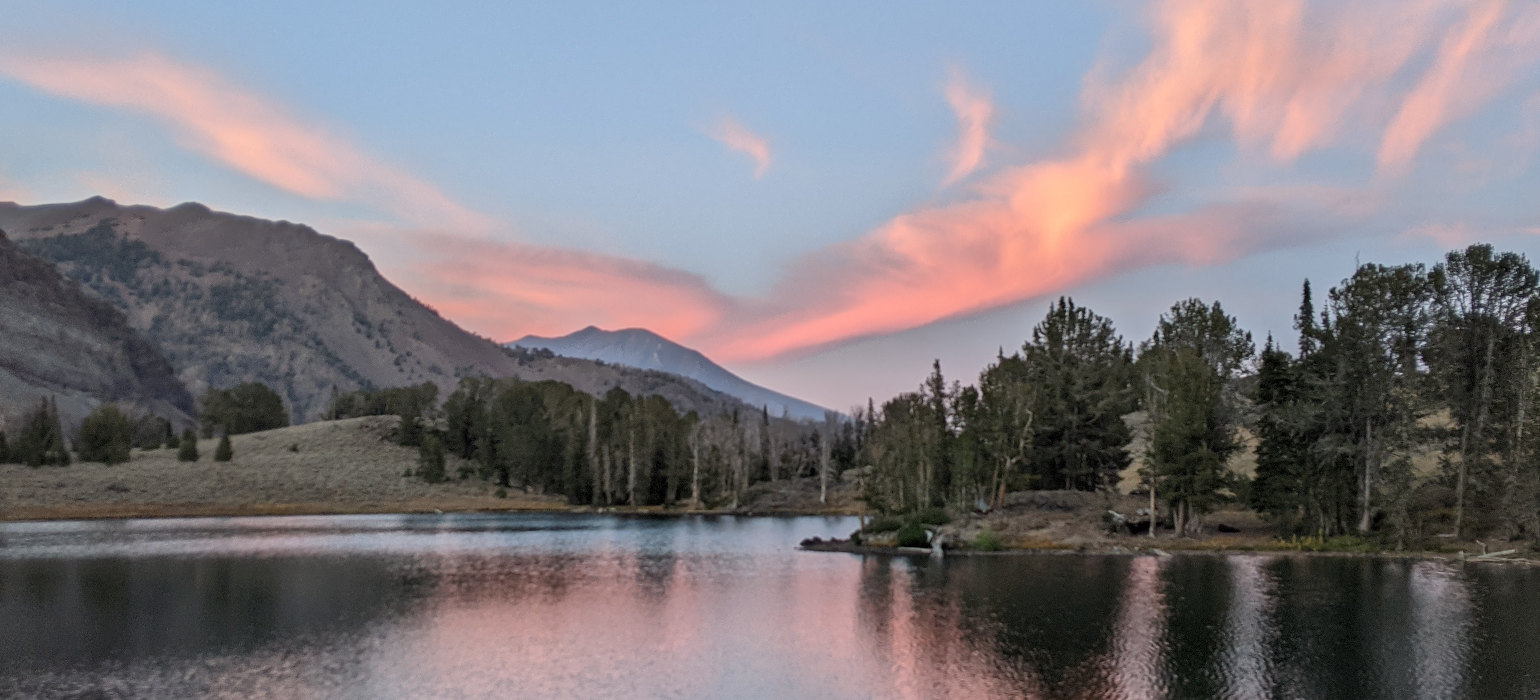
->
xmin=859 ymin=243 xmax=1540 ymax=545
xmin=333 ymin=377 xmax=855 ymax=507
xmin=0 ymin=381 xmax=287 ymax=466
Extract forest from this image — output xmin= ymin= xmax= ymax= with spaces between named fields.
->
xmin=331 ymin=378 xmax=851 ymax=509
xmin=860 ymin=243 xmax=1540 ymax=545
xmin=8 ymin=242 xmax=1536 ymax=547
xmin=325 ymin=242 xmax=1540 ymax=545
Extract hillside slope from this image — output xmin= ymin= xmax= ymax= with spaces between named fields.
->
xmin=512 ymin=326 xmax=830 ymax=420
xmin=0 ymin=198 xmax=784 ymax=423
xmin=0 ymin=198 xmax=522 ymax=421
xmin=0 ymin=226 xmax=192 ymax=430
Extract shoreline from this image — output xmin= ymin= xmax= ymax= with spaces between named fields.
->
xmin=0 ymin=500 xmax=862 ymax=524
xmin=798 ymin=536 xmax=1540 ymax=564
xmin=4 ymin=501 xmax=1529 ymax=565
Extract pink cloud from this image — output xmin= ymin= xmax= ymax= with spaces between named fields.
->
xmin=708 ymin=116 xmax=772 ymax=178
xmin=404 ymin=234 xmax=731 ymax=344
xmin=0 ymin=52 xmax=491 ymax=232
xmin=1379 ymin=0 xmax=1540 ymax=171
xmin=7 ymin=2 xmax=1539 ymax=367
xmin=942 ymin=68 xmax=994 ymax=185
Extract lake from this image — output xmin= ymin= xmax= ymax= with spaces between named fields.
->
xmin=2 ymin=513 xmax=1538 ymax=698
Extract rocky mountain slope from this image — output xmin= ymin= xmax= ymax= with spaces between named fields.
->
xmin=0 ymin=197 xmax=522 ymax=422
xmin=0 ymin=198 xmax=788 ymax=423
xmin=0 ymin=226 xmax=192 ymax=431
xmin=512 ymin=326 xmax=830 ymax=421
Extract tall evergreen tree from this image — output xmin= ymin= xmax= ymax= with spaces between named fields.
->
xmin=15 ymin=397 xmax=70 ymax=467
xmin=418 ymin=434 xmax=447 ymax=483
xmin=1018 ymin=298 xmax=1134 ymax=491
xmin=1140 ymin=298 xmax=1253 ymax=535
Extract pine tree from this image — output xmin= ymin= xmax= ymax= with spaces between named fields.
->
xmin=177 ymin=428 xmax=199 ymax=462
xmin=214 ymin=434 xmax=233 ymax=462
xmin=397 ymin=409 xmax=423 ymax=447
xmin=15 ymin=397 xmax=70 ymax=467
xmin=419 ymin=435 xmax=446 ymax=483
xmin=1140 ymin=298 xmax=1253 ymax=535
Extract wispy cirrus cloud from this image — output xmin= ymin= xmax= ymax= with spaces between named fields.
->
xmin=1379 ymin=0 xmax=1540 ymax=171
xmin=708 ymin=0 xmax=1540 ymax=360
xmin=5 ymin=0 xmax=1539 ymax=366
xmin=708 ymin=116 xmax=772 ymax=178
xmin=0 ymin=52 xmax=492 ymax=232
xmin=408 ymin=234 xmax=730 ymax=344
xmin=942 ymin=68 xmax=994 ymax=185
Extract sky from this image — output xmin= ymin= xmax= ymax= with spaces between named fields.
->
xmin=2 ymin=0 xmax=1540 ymax=412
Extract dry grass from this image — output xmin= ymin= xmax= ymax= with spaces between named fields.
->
xmin=0 ymin=416 xmax=566 ymax=521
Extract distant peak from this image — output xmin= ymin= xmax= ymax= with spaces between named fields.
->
xmin=80 ymin=195 xmax=118 ymax=206
xmin=168 ymin=201 xmax=212 ymax=214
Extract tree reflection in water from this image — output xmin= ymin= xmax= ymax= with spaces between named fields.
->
xmin=1 ymin=515 xmax=1538 ymax=698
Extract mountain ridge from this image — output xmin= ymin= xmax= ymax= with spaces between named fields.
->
xmin=511 ymin=326 xmax=831 ymax=421
xmin=0 ymin=197 xmax=788 ymax=424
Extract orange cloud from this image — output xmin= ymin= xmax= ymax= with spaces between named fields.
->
xmin=7 ymin=1 xmax=1538 ymax=367
xmin=406 ymin=234 xmax=730 ymax=344
xmin=942 ymin=68 xmax=994 ymax=185
xmin=709 ymin=116 xmax=772 ymax=178
xmin=0 ymin=52 xmax=490 ymax=232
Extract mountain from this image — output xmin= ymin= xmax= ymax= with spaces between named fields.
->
xmin=0 ymin=225 xmax=193 ymax=431
xmin=0 ymin=197 xmax=525 ymax=422
xmin=0 ymin=197 xmax=783 ymax=424
xmin=510 ymin=326 xmax=831 ymax=421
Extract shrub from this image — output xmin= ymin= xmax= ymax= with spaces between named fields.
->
xmin=973 ymin=529 xmax=1004 ymax=552
xmin=914 ymin=506 xmax=952 ymax=526
xmin=78 ymin=404 xmax=134 ymax=465
xmin=864 ymin=516 xmax=903 ymax=533
xmin=0 ymin=430 xmax=10 ymax=464
xmin=130 ymin=415 xmax=172 ymax=451
xmin=177 ymin=429 xmax=199 ymax=462
xmin=494 ymin=487 xmax=508 ymax=499
xmin=895 ymin=522 xmax=929 ymax=548
xmin=214 ymin=434 xmax=233 ymax=462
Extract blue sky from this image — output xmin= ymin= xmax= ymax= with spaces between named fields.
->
xmin=2 ymin=1 xmax=1539 ymax=411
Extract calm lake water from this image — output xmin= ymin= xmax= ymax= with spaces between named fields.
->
xmin=2 ymin=514 xmax=1540 ymax=699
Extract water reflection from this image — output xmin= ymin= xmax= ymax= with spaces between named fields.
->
xmin=1218 ymin=556 xmax=1277 ymax=700
xmin=2 ymin=515 xmax=1539 ymax=698
xmin=1105 ymin=555 xmax=1168 ymax=700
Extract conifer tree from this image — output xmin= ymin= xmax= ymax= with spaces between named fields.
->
xmin=214 ymin=434 xmax=233 ymax=462
xmin=177 ymin=428 xmax=199 ymax=462
xmin=1140 ymin=298 xmax=1253 ymax=535
xmin=419 ymin=435 xmax=446 ymax=483
xmin=15 ymin=397 xmax=70 ymax=466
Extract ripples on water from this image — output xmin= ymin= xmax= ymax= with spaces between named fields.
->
xmin=2 ymin=514 xmax=1540 ymax=698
